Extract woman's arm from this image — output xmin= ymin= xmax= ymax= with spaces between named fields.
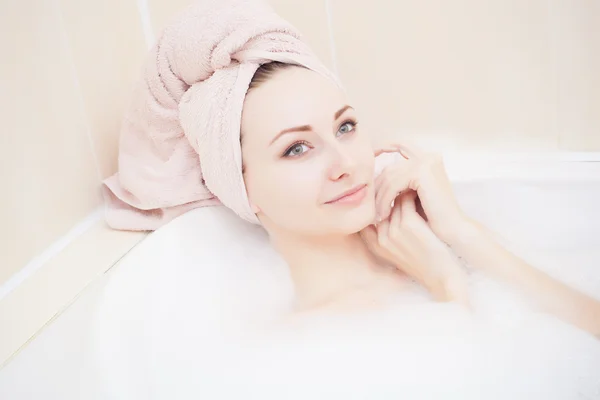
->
xmin=373 ymin=142 xmax=599 ymax=335
xmin=449 ymin=217 xmax=600 ymax=337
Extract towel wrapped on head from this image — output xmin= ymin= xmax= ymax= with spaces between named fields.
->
xmin=102 ymin=0 xmax=340 ymax=231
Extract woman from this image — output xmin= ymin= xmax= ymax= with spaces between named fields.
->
xmin=241 ymin=61 xmax=600 ymax=334
xmin=98 ymin=1 xmax=600 ymax=397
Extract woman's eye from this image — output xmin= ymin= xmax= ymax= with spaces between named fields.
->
xmin=337 ymin=121 xmax=356 ymax=137
xmin=284 ymin=142 xmax=310 ymax=157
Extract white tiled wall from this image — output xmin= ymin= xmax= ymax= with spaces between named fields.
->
xmin=1 ymin=0 xmax=599 ymax=288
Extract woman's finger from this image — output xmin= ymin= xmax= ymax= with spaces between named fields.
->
xmin=376 ymin=170 xmax=415 ymax=221
xmin=374 ymin=162 xmax=412 ymax=215
xmin=377 ymin=213 xmax=391 ymax=240
xmin=374 ymin=164 xmax=392 ymax=191
xmin=374 ymin=140 xmax=425 ymax=159
xmin=395 ymin=142 xmax=425 ymax=159
xmin=374 ymin=164 xmax=397 ymax=213
xmin=374 ymin=145 xmax=410 ymax=160
xmin=374 ymin=151 xmax=412 ymax=190
xmin=389 ymin=196 xmax=403 ymax=226
xmin=400 ymin=190 xmax=417 ymax=213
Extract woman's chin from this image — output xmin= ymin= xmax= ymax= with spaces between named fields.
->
xmin=338 ymin=203 xmax=377 ymax=234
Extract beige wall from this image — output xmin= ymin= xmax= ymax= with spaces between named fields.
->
xmin=331 ymin=0 xmax=600 ymax=151
xmin=1 ymin=0 xmax=598 ymax=287
xmin=1 ymin=0 xmax=147 ymax=287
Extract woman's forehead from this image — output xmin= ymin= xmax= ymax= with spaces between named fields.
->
xmin=242 ymin=68 xmax=349 ymax=140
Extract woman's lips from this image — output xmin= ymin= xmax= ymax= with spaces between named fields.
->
xmin=325 ymin=184 xmax=368 ymax=205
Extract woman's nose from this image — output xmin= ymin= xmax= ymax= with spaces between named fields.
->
xmin=326 ymin=144 xmax=357 ymax=181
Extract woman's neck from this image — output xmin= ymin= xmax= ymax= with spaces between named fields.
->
xmin=269 ymin=230 xmax=384 ymax=311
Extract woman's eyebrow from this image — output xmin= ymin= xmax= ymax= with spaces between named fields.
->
xmin=334 ymin=105 xmax=353 ymax=120
xmin=269 ymin=125 xmax=312 ymax=145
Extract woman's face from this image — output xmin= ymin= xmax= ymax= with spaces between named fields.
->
xmin=241 ymin=66 xmax=376 ymax=236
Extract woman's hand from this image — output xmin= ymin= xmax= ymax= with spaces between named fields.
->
xmin=361 ymin=191 xmax=469 ymax=307
xmin=374 ymin=143 xmax=467 ymax=245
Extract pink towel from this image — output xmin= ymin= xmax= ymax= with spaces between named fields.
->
xmin=102 ymin=0 xmax=339 ymax=231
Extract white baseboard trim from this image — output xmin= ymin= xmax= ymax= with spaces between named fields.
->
xmin=0 ymin=209 xmax=104 ymax=302
xmin=0 ymin=219 xmax=146 ymax=368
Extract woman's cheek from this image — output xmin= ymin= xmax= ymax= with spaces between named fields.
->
xmin=284 ymin=163 xmax=323 ymax=205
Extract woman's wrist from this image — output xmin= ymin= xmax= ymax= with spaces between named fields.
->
xmin=443 ymin=273 xmax=471 ymax=307
xmin=441 ymin=215 xmax=485 ymax=258
xmin=426 ymin=270 xmax=470 ymax=307
xmin=419 ymin=249 xmax=470 ymax=306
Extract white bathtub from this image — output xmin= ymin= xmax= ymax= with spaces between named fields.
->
xmin=0 ymin=155 xmax=599 ymax=399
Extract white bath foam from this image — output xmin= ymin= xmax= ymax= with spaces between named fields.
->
xmin=162 ymin=290 xmax=600 ymax=400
